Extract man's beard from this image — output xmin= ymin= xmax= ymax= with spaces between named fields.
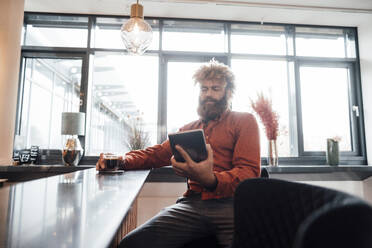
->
xmin=197 ymin=94 xmax=229 ymax=123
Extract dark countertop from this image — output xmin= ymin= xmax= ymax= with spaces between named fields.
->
xmin=0 ymin=168 xmax=150 ymax=248
xmin=0 ymin=165 xmax=92 ymax=182
xmin=0 ymin=164 xmax=370 ymax=247
xmin=0 ymin=165 xmax=92 ymax=172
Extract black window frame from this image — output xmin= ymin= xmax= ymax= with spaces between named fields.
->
xmin=16 ymin=12 xmax=367 ymax=166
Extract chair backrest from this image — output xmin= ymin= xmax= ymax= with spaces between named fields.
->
xmin=260 ymin=167 xmax=269 ymax=178
xmin=293 ymin=201 xmax=372 ymax=248
xmin=232 ymin=178 xmax=372 ymax=248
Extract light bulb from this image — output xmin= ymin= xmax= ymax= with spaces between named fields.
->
xmin=120 ymin=3 xmax=153 ymax=55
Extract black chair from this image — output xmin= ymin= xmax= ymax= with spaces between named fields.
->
xmin=293 ymin=201 xmax=372 ymax=248
xmin=260 ymin=167 xmax=269 ymax=178
xmin=182 ymin=168 xmax=269 ymax=248
xmin=232 ymin=178 xmax=372 ymax=248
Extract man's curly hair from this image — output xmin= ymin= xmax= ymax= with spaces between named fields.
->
xmin=192 ymin=59 xmax=235 ymax=95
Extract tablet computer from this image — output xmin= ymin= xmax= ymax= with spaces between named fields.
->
xmin=168 ymin=129 xmax=208 ymax=163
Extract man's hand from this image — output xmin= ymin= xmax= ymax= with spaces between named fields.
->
xmin=95 ymin=153 xmax=123 ymax=171
xmin=171 ymin=144 xmax=217 ymax=190
xmin=96 ymin=153 xmax=108 ymax=171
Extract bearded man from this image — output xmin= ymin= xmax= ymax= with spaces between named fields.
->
xmin=96 ymin=60 xmax=261 ymax=248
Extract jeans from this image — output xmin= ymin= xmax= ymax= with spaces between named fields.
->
xmin=119 ymin=195 xmax=234 ymax=248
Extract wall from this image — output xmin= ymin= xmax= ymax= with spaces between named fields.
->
xmin=0 ymin=0 xmax=25 ymax=165
xmin=137 ymin=183 xmax=187 ymax=226
xmin=363 ymin=177 xmax=372 ymax=203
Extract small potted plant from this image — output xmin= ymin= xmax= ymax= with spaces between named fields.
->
xmin=125 ymin=116 xmax=150 ymax=151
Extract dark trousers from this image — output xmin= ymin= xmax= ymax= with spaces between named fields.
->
xmin=119 ymin=195 xmax=234 ymax=248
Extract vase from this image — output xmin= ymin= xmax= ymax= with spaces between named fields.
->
xmin=326 ymin=139 xmax=339 ymax=166
xmin=62 ymin=135 xmax=84 ymax=166
xmin=268 ymin=139 xmax=278 ymax=166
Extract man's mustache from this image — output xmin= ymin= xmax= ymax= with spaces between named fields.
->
xmin=201 ymin=97 xmax=218 ymax=104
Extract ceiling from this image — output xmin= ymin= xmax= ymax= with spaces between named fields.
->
xmin=24 ymin=0 xmax=372 ymax=16
xmin=24 ymin=0 xmax=372 ymax=27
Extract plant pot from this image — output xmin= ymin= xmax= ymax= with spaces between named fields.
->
xmin=327 ymin=139 xmax=339 ymax=166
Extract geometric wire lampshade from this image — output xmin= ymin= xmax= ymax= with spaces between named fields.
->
xmin=120 ymin=0 xmax=153 ymax=55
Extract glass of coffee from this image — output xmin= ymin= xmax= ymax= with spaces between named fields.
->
xmin=103 ymin=154 xmax=120 ymax=171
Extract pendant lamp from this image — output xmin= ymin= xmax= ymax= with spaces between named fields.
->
xmin=120 ymin=0 xmax=153 ymax=55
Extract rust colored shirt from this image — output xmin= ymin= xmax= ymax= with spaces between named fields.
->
xmin=124 ymin=110 xmax=261 ymax=200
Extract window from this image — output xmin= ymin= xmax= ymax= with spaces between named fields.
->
xmin=24 ymin=14 xmax=88 ymax=48
xmin=162 ymin=20 xmax=226 ymax=52
xmin=17 ymin=57 xmax=82 ymax=149
xmin=86 ymin=53 xmax=158 ymax=155
xmin=231 ymin=24 xmax=290 ymax=55
xmin=18 ymin=13 xmax=366 ymax=165
xmin=295 ymin=27 xmax=356 ymax=58
xmin=231 ymin=59 xmax=291 ymax=157
xmin=165 ymin=56 xmax=227 ymax=141
xmin=167 ymin=61 xmax=201 ymax=134
xmin=93 ymin=17 xmax=159 ymax=51
xmin=299 ymin=65 xmax=352 ymax=152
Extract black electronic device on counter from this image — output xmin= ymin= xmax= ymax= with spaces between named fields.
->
xmin=168 ymin=129 xmax=208 ymax=163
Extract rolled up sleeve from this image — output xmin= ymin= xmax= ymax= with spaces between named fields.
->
xmin=124 ymin=140 xmax=173 ymax=170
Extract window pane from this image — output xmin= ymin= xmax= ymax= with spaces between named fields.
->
xmin=24 ymin=15 xmax=88 ymax=47
xmin=295 ymin=27 xmax=347 ymax=58
xmin=18 ymin=58 xmax=82 ymax=149
xmin=87 ymin=53 xmax=158 ymax=155
xmin=300 ymin=66 xmax=352 ymax=151
xmin=163 ymin=21 xmax=226 ymax=52
xmin=94 ymin=17 xmax=159 ymax=50
xmin=167 ymin=62 xmax=202 ymax=133
xmin=231 ymin=24 xmax=287 ymax=55
xmin=231 ymin=59 xmax=291 ymax=157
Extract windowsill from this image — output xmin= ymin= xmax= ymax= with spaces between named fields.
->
xmin=32 ymin=151 xmax=371 ymax=181
xmin=264 ymin=165 xmax=372 ymax=181
xmin=48 ymin=152 xmax=368 ymax=167
xmin=146 ymin=165 xmax=372 ymax=182
xmin=3 ymin=163 xmax=371 ymax=182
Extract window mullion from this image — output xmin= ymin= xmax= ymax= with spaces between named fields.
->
xmin=294 ymin=59 xmax=305 ymax=156
xmin=347 ymin=63 xmax=362 ymax=156
xmin=285 ymin=25 xmax=299 ymax=157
